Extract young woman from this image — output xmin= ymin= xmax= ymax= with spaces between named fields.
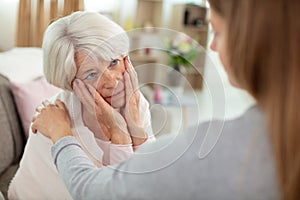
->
xmin=31 ymin=0 xmax=300 ymax=199
xmin=8 ymin=12 xmax=154 ymax=200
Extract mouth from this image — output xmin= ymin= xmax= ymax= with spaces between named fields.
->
xmin=104 ymin=89 xmax=125 ymax=100
xmin=112 ymin=90 xmax=124 ymax=98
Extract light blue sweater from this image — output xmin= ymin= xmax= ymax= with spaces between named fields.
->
xmin=52 ymin=106 xmax=280 ymax=200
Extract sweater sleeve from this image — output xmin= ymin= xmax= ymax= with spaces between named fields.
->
xmin=51 ymin=132 xmax=180 ymax=200
xmin=51 ymin=128 xmax=194 ymax=200
xmin=52 ymin=136 xmax=118 ymax=200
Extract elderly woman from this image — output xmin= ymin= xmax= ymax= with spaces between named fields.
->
xmin=8 ymin=12 xmax=154 ymax=199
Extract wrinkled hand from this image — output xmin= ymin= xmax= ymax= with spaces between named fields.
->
xmin=32 ymin=100 xmax=73 ymax=143
xmin=122 ymin=56 xmax=147 ymax=146
xmin=73 ymin=79 xmax=131 ymax=144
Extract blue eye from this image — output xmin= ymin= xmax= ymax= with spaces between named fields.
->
xmin=85 ymin=72 xmax=98 ymax=80
xmin=109 ymin=59 xmax=120 ymax=68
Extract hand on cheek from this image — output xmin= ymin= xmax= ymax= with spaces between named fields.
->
xmin=73 ymin=78 xmax=131 ymax=144
xmin=122 ymin=56 xmax=147 ymax=146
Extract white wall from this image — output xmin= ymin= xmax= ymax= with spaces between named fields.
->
xmin=0 ymin=0 xmax=19 ymax=51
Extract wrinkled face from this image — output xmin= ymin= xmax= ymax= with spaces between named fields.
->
xmin=209 ymin=8 xmax=238 ymax=86
xmin=75 ymin=52 xmax=126 ymax=109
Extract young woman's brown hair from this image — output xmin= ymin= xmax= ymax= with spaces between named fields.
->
xmin=208 ymin=0 xmax=300 ymax=199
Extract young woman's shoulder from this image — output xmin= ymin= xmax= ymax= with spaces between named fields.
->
xmin=113 ymin=105 xmax=279 ymax=199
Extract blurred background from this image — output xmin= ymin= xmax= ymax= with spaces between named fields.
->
xmin=0 ymin=0 xmax=255 ymax=137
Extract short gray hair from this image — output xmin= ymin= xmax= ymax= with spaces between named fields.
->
xmin=42 ymin=11 xmax=129 ymax=90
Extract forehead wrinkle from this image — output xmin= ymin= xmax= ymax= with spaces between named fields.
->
xmin=76 ymin=52 xmax=109 ymax=72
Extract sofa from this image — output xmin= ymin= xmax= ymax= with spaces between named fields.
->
xmin=0 ymin=74 xmax=26 ymax=199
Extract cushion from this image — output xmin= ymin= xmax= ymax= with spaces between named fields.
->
xmin=10 ymin=77 xmax=61 ymax=138
xmin=0 ymin=74 xmax=24 ymax=176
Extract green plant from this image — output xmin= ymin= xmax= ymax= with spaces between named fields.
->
xmin=164 ymin=33 xmax=200 ymax=69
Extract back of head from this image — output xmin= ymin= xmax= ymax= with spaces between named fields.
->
xmin=42 ymin=11 xmax=129 ymax=90
xmin=208 ymin=0 xmax=300 ymax=199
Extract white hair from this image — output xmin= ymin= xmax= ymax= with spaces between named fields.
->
xmin=42 ymin=11 xmax=129 ymax=90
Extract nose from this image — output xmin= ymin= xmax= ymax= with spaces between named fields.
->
xmin=100 ymin=70 xmax=121 ymax=89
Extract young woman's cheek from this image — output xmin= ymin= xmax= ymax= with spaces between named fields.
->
xmin=218 ymin=35 xmax=239 ymax=86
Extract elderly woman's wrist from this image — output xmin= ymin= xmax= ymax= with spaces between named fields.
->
xmin=131 ymin=135 xmax=147 ymax=146
xmin=111 ymin=129 xmax=132 ymax=144
xmin=128 ymin=126 xmax=147 ymax=146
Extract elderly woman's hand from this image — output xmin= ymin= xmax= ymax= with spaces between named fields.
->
xmin=31 ymin=100 xmax=73 ymax=143
xmin=73 ymin=79 xmax=131 ymax=144
xmin=122 ymin=57 xmax=147 ymax=146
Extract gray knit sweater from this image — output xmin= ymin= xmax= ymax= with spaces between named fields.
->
xmin=52 ymin=106 xmax=280 ymax=200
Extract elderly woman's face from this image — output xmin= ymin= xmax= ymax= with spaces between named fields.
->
xmin=75 ymin=52 xmax=126 ymax=108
